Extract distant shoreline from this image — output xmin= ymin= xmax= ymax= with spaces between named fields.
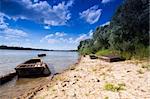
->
xmin=0 ymin=45 xmax=50 ymax=51
xmin=0 ymin=45 xmax=77 ymax=52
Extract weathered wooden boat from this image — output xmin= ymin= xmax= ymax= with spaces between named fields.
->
xmin=38 ymin=54 xmax=46 ymax=57
xmin=98 ymin=55 xmax=125 ymax=62
xmin=15 ymin=58 xmax=51 ymax=77
xmin=89 ymin=54 xmax=98 ymax=59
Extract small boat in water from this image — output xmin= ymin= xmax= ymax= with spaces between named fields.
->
xmin=38 ymin=54 xmax=46 ymax=57
xmin=15 ymin=58 xmax=51 ymax=77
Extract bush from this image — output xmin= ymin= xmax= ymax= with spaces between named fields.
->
xmin=80 ymin=48 xmax=93 ymax=55
xmin=104 ymin=96 xmax=109 ymax=99
xmin=96 ymin=49 xmax=112 ymax=56
xmin=96 ymin=49 xmax=119 ymax=56
xmin=133 ymin=45 xmax=149 ymax=59
xmin=104 ymin=83 xmax=126 ymax=92
xmin=120 ymin=51 xmax=133 ymax=60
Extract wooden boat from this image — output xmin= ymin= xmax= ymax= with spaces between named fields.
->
xmin=38 ymin=54 xmax=46 ymax=57
xmin=15 ymin=58 xmax=51 ymax=77
xmin=98 ymin=55 xmax=125 ymax=62
xmin=89 ymin=54 xmax=98 ymax=59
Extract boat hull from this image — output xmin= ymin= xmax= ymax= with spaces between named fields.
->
xmin=15 ymin=65 xmax=51 ymax=77
xmin=15 ymin=58 xmax=51 ymax=78
xmin=38 ymin=54 xmax=46 ymax=57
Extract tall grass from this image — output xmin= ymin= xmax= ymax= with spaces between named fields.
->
xmin=133 ymin=46 xmax=149 ymax=60
xmin=96 ymin=49 xmax=119 ymax=56
xmin=95 ymin=45 xmax=149 ymax=60
xmin=79 ymin=45 xmax=149 ymax=60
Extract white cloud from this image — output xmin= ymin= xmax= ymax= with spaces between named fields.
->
xmin=44 ymin=26 xmax=50 ymax=29
xmin=100 ymin=21 xmax=110 ymax=26
xmin=88 ymin=29 xmax=93 ymax=37
xmin=40 ymin=32 xmax=67 ymax=43
xmin=68 ymin=37 xmax=74 ymax=43
xmin=74 ymin=29 xmax=93 ymax=43
xmin=1 ymin=0 xmax=74 ymax=26
xmin=55 ymin=32 xmax=67 ymax=37
xmin=0 ymin=13 xmax=28 ymax=39
xmin=40 ymin=34 xmax=53 ymax=42
xmin=3 ymin=28 xmax=27 ymax=39
xmin=34 ymin=0 xmax=39 ymax=3
xmin=0 ymin=13 xmax=10 ymax=29
xmin=45 ymin=34 xmax=54 ymax=38
xmin=74 ymin=34 xmax=88 ymax=43
xmin=40 ymin=29 xmax=93 ymax=49
xmin=101 ymin=0 xmax=113 ymax=4
xmin=48 ymin=39 xmax=59 ymax=44
xmin=0 ymin=13 xmax=28 ymax=40
xmin=47 ymin=29 xmax=93 ymax=44
xmin=79 ymin=5 xmax=102 ymax=24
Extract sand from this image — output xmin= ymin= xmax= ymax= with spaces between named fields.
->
xmin=22 ymin=56 xmax=150 ymax=99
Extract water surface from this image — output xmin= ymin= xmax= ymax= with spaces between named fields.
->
xmin=0 ymin=49 xmax=79 ymax=75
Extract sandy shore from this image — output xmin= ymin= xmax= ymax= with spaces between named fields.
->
xmin=22 ymin=56 xmax=150 ymax=99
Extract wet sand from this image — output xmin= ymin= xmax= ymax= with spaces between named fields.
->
xmin=0 ymin=76 xmax=52 ymax=99
xmin=30 ymin=56 xmax=150 ymax=99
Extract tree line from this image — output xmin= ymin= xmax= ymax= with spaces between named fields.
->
xmin=78 ymin=0 xmax=149 ymax=59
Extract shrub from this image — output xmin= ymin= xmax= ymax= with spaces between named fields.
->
xmin=133 ymin=45 xmax=150 ymax=59
xmin=104 ymin=83 xmax=125 ymax=92
xmin=96 ymin=49 xmax=114 ymax=56
xmin=104 ymin=96 xmax=109 ymax=99
xmin=120 ymin=51 xmax=133 ymax=60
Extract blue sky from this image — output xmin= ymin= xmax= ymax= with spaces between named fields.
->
xmin=0 ymin=0 xmax=123 ymax=50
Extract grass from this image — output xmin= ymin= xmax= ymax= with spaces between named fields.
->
xmin=96 ymin=49 xmax=118 ymax=56
xmin=92 ymin=68 xmax=97 ymax=72
xmin=104 ymin=83 xmax=126 ymax=92
xmin=97 ymin=45 xmax=149 ymax=60
xmin=79 ymin=48 xmax=94 ymax=55
xmin=120 ymin=51 xmax=132 ymax=60
xmin=121 ymin=46 xmax=150 ymax=60
xmin=134 ymin=45 xmax=150 ymax=59
xmin=80 ymin=45 xmax=149 ymax=60
xmin=104 ymin=96 xmax=109 ymax=99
